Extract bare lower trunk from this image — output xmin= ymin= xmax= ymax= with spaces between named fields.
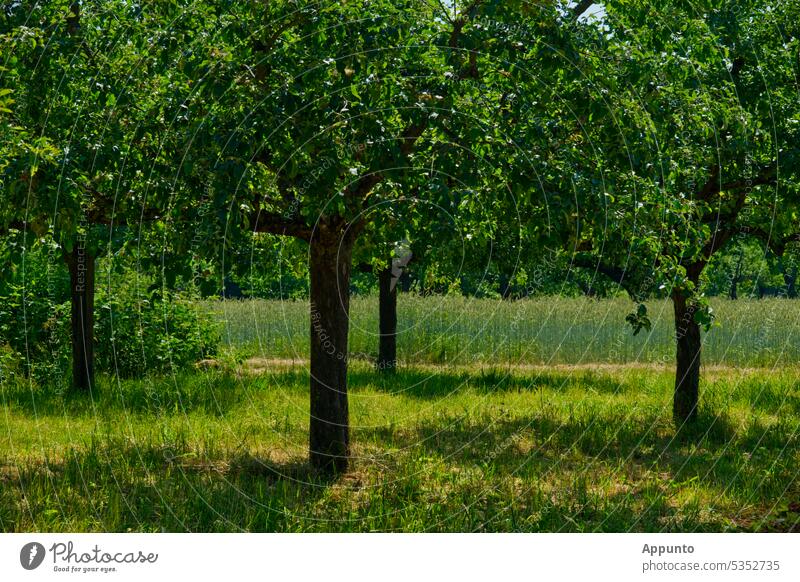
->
xmin=499 ymin=274 xmax=511 ymax=299
xmin=64 ymin=244 xmax=95 ymax=391
xmin=729 ymin=276 xmax=738 ymax=300
xmin=730 ymin=248 xmax=743 ymax=300
xmin=784 ymin=266 xmax=797 ymax=299
xmin=378 ymin=267 xmax=397 ymax=373
xmin=672 ymin=290 xmax=700 ymax=423
xmin=308 ymin=226 xmax=355 ymax=473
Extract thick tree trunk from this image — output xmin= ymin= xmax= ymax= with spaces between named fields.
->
xmin=672 ymin=290 xmax=701 ymax=424
xmin=64 ymin=244 xmax=95 ymax=391
xmin=378 ymin=267 xmax=397 ymax=373
xmin=308 ymin=226 xmax=355 ymax=473
xmin=398 ymin=270 xmax=412 ymax=292
xmin=499 ymin=274 xmax=511 ymax=299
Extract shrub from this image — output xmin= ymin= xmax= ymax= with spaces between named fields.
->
xmin=95 ymin=281 xmax=220 ymax=378
xmin=0 ymin=238 xmax=71 ymax=386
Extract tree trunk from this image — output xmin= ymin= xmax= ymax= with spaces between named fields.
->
xmin=398 ymin=269 xmax=412 ymax=292
xmin=730 ymin=247 xmax=743 ymax=299
xmin=672 ymin=290 xmax=701 ymax=424
xmin=308 ymin=226 xmax=355 ymax=473
xmin=729 ymin=276 xmax=738 ymax=300
xmin=784 ymin=265 xmax=797 ymax=299
xmin=64 ymin=244 xmax=95 ymax=391
xmin=499 ymin=274 xmax=511 ymax=299
xmin=378 ymin=267 xmax=397 ymax=373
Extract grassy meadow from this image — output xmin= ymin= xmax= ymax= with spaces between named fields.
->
xmin=1 ymin=296 xmax=799 ymax=532
xmin=216 ymin=296 xmax=800 ymax=367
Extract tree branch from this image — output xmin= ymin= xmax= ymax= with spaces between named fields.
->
xmin=572 ymin=253 xmax=638 ymax=297
xmin=696 ymin=163 xmax=776 ymax=201
xmin=570 ymin=0 xmax=595 ymax=22
xmin=400 ymin=120 xmax=428 ymax=157
xmin=251 ymin=210 xmax=312 ymax=240
xmin=739 ymin=227 xmax=800 ymax=256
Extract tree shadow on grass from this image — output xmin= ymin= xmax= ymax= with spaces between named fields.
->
xmin=3 ymin=365 xmax=622 ymax=418
xmin=2 ymin=411 xmax=796 ymax=533
xmin=0 ymin=371 xmax=248 ymax=418
xmin=361 ymin=407 xmax=799 ymax=531
xmin=349 ymin=367 xmax=630 ymax=399
xmin=0 ymin=438 xmax=341 ymax=532
xmin=3 ymin=365 xmax=797 ymax=532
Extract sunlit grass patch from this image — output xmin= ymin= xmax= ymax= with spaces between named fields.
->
xmin=1 ymin=363 xmax=797 ymax=532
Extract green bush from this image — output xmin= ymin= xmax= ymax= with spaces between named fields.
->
xmin=0 ymin=343 xmax=22 ymax=385
xmin=0 ymin=233 xmax=220 ymax=381
xmin=95 ymin=281 xmax=220 ymax=378
xmin=0 ymin=237 xmax=71 ymax=386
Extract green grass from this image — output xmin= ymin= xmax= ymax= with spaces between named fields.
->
xmin=2 ymin=362 xmax=799 ymax=532
xmin=214 ymin=296 xmax=800 ymax=367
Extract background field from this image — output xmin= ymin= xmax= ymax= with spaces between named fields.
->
xmin=216 ymin=296 xmax=800 ymax=367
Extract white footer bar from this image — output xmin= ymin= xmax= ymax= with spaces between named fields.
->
xmin=1 ymin=533 xmax=796 ymax=581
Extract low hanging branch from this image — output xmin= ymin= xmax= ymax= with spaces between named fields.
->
xmin=249 ymin=201 xmax=312 ymax=240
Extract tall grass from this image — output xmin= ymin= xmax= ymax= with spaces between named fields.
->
xmin=214 ymin=296 xmax=800 ymax=367
xmin=2 ymin=364 xmax=798 ymax=531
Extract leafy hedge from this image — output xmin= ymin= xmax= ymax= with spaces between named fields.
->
xmin=95 ymin=282 xmax=220 ymax=378
xmin=0 ymin=238 xmax=220 ymax=382
xmin=0 ymin=237 xmax=70 ymax=385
